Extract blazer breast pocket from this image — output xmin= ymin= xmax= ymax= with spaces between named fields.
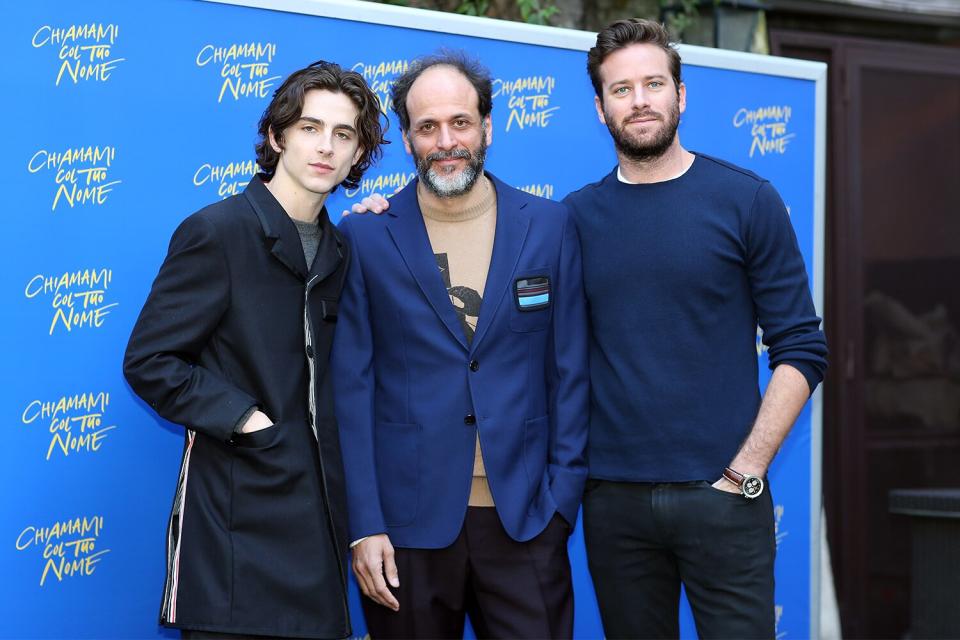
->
xmin=510 ymin=272 xmax=552 ymax=333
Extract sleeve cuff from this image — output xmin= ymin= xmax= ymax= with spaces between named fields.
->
xmin=777 ymin=360 xmax=822 ymax=395
xmin=233 ymin=405 xmax=259 ymax=435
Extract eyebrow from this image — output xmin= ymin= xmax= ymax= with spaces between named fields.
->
xmin=609 ymin=74 xmax=668 ymax=86
xmin=299 ymin=116 xmax=357 ymax=133
xmin=414 ymin=113 xmax=474 ymax=126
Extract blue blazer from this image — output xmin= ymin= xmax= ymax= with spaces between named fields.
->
xmin=332 ymin=173 xmax=589 ymax=549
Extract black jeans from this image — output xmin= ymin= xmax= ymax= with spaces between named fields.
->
xmin=583 ymin=479 xmax=776 ymax=639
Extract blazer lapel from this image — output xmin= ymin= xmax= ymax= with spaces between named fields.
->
xmin=307 ymin=207 xmax=344 ymax=284
xmin=386 ymin=180 xmax=469 ymax=350
xmin=470 ymin=175 xmax=530 ymax=352
xmin=244 ymin=175 xmax=308 ymax=280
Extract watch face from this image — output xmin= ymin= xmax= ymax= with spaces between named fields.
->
xmin=743 ymin=476 xmax=764 ymax=498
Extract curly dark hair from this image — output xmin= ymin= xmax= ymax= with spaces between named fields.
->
xmin=587 ymin=19 xmax=682 ymax=104
xmin=255 ymin=60 xmax=386 ymax=191
xmin=390 ymin=50 xmax=493 ymax=133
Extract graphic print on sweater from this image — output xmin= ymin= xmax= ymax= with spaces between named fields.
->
xmin=436 ymin=252 xmax=482 ymax=343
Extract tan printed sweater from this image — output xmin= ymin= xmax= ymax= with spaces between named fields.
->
xmin=419 ymin=176 xmax=497 ymax=507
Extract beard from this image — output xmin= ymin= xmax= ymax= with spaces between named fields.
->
xmin=412 ymin=135 xmax=487 ymax=198
xmin=605 ymin=96 xmax=681 ymax=162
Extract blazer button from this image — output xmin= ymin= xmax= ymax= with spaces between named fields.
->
xmin=306 ymin=345 xmax=314 ymax=359
xmin=469 ymin=360 xmax=479 ymax=372
xmin=464 ymin=414 xmax=476 ymax=425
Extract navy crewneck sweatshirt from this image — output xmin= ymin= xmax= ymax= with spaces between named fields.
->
xmin=563 ymin=153 xmax=827 ymax=482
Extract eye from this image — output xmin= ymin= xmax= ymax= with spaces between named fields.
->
xmin=335 ymin=130 xmax=353 ymax=141
xmin=419 ymin=122 xmax=435 ymax=133
xmin=649 ymin=81 xmax=664 ymax=89
xmin=613 ymin=86 xmax=630 ymax=96
xmin=302 ymin=124 xmax=317 ymax=133
xmin=453 ymin=119 xmax=470 ymax=128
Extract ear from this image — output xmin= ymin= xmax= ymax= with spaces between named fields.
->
xmin=352 ymin=145 xmax=363 ymax=167
xmin=594 ymin=95 xmax=607 ymax=125
xmin=678 ymin=82 xmax=687 ymax=115
xmin=402 ymin=131 xmax=413 ymax=156
xmin=483 ymin=114 xmax=493 ymax=147
xmin=268 ymin=126 xmax=283 ymax=153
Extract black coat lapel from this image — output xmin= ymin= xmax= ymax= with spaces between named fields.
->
xmin=308 ymin=208 xmax=344 ymax=284
xmin=244 ymin=174 xmax=309 ymax=280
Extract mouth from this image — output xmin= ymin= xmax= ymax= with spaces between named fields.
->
xmin=429 ymin=154 xmax=469 ymax=175
xmin=625 ymin=115 xmax=660 ymax=126
xmin=428 ymin=150 xmax=470 ymax=164
xmin=310 ymin=162 xmax=334 ymax=173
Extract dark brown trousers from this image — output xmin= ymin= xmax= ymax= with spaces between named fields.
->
xmin=363 ymin=507 xmax=574 ymax=639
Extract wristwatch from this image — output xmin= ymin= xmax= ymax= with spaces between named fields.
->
xmin=723 ymin=467 xmax=764 ymax=499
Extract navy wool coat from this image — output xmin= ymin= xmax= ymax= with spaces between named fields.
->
xmin=124 ymin=175 xmax=351 ymax=639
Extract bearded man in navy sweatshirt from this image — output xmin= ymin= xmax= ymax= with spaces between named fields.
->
xmin=562 ymin=19 xmax=828 ymax=639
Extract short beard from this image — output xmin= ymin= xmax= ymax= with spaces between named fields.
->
xmin=411 ymin=132 xmax=487 ymax=199
xmin=605 ymin=96 xmax=680 ymax=163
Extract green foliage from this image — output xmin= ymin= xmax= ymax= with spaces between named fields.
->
xmin=517 ymin=0 xmax=559 ymax=25
xmin=456 ymin=0 xmax=490 ymax=17
xmin=661 ymin=0 xmax=701 ymax=38
xmin=455 ymin=0 xmax=559 ymax=25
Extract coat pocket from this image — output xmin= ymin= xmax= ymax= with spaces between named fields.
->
xmin=229 ymin=421 xmax=314 ymax=532
xmin=232 ymin=421 xmax=282 ymax=449
xmin=375 ymin=421 xmax=420 ymax=527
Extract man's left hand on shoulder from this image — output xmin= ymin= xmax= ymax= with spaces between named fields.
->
xmin=342 ymin=193 xmax=389 ymax=217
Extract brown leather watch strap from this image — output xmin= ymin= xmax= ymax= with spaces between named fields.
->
xmin=723 ymin=466 xmax=744 ymax=488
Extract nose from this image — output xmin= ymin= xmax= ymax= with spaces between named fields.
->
xmin=436 ymin=124 xmax=457 ymax=151
xmin=316 ymin=133 xmax=333 ymax=156
xmin=631 ymin=87 xmax=650 ymax=110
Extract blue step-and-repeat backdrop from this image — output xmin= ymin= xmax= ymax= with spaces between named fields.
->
xmin=2 ymin=0 xmax=825 ymax=637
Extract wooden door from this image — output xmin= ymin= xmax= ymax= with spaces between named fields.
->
xmin=770 ymin=31 xmax=960 ymax=638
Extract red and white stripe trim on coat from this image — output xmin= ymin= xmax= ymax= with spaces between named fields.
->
xmin=162 ymin=430 xmax=196 ymax=623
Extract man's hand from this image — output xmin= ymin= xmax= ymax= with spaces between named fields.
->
xmin=352 ymin=533 xmax=400 ymax=611
xmin=240 ymin=410 xmax=273 ymax=434
xmin=711 ymin=477 xmax=741 ymax=494
xmin=342 ymin=193 xmax=390 ymax=217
